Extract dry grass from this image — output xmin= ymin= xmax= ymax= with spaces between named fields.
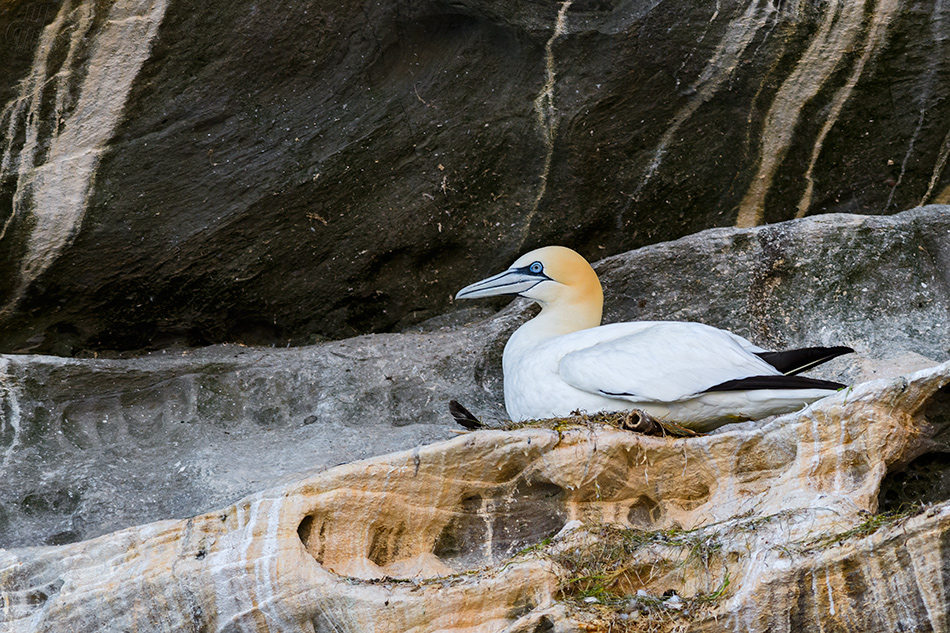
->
xmin=795 ymin=504 xmax=922 ymax=552
xmin=539 ymin=504 xmax=930 ymax=632
xmin=543 ymin=523 xmax=730 ymax=633
xmin=501 ymin=410 xmax=704 ymax=438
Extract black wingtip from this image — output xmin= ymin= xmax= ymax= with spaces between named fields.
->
xmin=449 ymin=400 xmax=484 ymax=430
xmin=704 ymin=374 xmax=847 ymax=393
xmin=755 ymin=345 xmax=855 ymax=376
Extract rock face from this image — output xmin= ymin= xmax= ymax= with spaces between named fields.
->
xmin=3 ymin=0 xmax=950 ymax=626
xmin=2 ymin=361 xmax=949 ymax=633
xmin=1 ymin=205 xmax=948 ymax=549
xmin=2 ymin=0 xmax=950 ymax=352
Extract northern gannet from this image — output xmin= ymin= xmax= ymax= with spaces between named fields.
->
xmin=456 ymin=246 xmax=852 ymax=431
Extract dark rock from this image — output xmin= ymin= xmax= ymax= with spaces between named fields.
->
xmin=1 ymin=0 xmax=950 ymax=353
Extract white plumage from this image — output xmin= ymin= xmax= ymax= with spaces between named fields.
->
xmin=456 ymin=246 xmax=851 ymax=431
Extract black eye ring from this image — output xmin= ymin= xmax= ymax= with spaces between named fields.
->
xmin=528 ymin=261 xmax=543 ymax=274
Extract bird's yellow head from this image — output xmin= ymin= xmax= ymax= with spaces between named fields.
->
xmin=456 ymin=246 xmax=603 ymax=332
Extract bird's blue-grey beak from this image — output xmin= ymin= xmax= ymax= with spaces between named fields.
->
xmin=456 ymin=267 xmax=549 ymax=299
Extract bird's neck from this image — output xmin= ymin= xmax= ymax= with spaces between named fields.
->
xmin=522 ymin=299 xmax=603 ymax=340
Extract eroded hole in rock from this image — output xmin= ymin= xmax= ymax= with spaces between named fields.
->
xmin=12 ymin=578 xmax=64 ymax=608
xmin=367 ymin=522 xmax=409 ymax=567
xmin=494 ymin=480 xmax=566 ymax=553
xmin=311 ymin=611 xmax=346 ymax=633
xmin=925 ymin=385 xmax=950 ymax=445
xmin=45 ymin=530 xmax=81 ymax=546
xmin=627 ymin=495 xmax=662 ymax=527
xmin=506 ymin=596 xmax=538 ymax=621
xmin=670 ymin=478 xmax=713 ymax=511
xmin=297 ymin=514 xmax=326 ymax=564
xmin=878 ymin=452 xmax=950 ymax=512
xmin=532 ymin=616 xmax=555 ymax=633
xmin=433 ymin=479 xmax=567 ymax=570
xmin=735 ymin=435 xmax=797 ymax=474
xmin=297 ymin=515 xmax=313 ymax=543
xmin=878 ymin=386 xmax=950 ymax=512
xmin=19 ymin=487 xmax=81 ymax=517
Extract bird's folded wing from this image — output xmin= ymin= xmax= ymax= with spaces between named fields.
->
xmin=558 ymin=325 xmax=778 ymax=403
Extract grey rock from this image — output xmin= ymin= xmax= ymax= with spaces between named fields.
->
xmin=0 ymin=330 xmax=505 ymax=548
xmin=0 ymin=205 xmax=948 ymax=547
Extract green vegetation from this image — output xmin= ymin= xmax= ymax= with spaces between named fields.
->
xmin=797 ymin=504 xmax=922 ymax=552
xmin=521 ymin=504 xmax=928 ymax=632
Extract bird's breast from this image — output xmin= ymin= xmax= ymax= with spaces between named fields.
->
xmin=501 ymin=328 xmax=623 ymax=421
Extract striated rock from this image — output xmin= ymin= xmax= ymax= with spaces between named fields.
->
xmin=2 ymin=0 xmax=950 ymax=352
xmin=1 ymin=1 xmax=948 ymax=626
xmin=0 ymin=329 xmax=501 ymax=548
xmin=1 ymin=361 xmax=948 ymax=633
xmin=720 ymin=505 xmax=950 ymax=632
xmin=1 ymin=206 xmax=949 ymax=548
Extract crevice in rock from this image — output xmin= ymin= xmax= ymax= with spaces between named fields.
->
xmin=533 ymin=616 xmax=555 ymax=633
xmin=627 ymin=494 xmax=662 ymax=527
xmin=367 ymin=522 xmax=409 ymax=567
xmin=879 ymin=384 xmax=950 ymax=511
xmin=297 ymin=514 xmax=326 ymax=565
xmin=878 ymin=451 xmax=950 ymax=512
xmin=567 ymin=0 xmax=616 ymax=12
xmin=923 ymin=384 xmax=950 ymax=444
xmin=434 ymin=478 xmax=567 ymax=570
xmin=509 ymin=613 xmax=555 ymax=633
xmin=735 ymin=434 xmax=798 ymax=475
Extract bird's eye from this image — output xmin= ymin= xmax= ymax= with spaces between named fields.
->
xmin=528 ymin=261 xmax=543 ymax=274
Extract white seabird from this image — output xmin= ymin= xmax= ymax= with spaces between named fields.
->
xmin=456 ymin=246 xmax=852 ymax=431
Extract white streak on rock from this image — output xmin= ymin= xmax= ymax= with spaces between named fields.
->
xmin=0 ymin=1 xmax=74 ymax=238
xmin=0 ymin=0 xmax=169 ymax=315
xmin=534 ymin=1 xmax=573 ymax=146
xmin=736 ymin=0 xmax=869 ymax=228
xmin=919 ymin=0 xmax=950 ymax=207
xmin=884 ymin=0 xmax=942 ymax=211
xmin=887 ymin=106 xmax=928 ymax=211
xmin=0 ymin=358 xmax=21 ymax=469
xmin=921 ymin=129 xmax=950 ymax=206
xmin=796 ymin=0 xmax=902 ymax=218
xmin=636 ymin=0 xmax=778 ymax=198
xmin=825 ymin=568 xmax=837 ymax=615
xmin=523 ymin=0 xmax=573 ymax=243
xmin=906 ymin=528 xmax=950 ymax=633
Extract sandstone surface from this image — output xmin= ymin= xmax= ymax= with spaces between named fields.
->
xmin=2 ymin=361 xmax=948 ymax=632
